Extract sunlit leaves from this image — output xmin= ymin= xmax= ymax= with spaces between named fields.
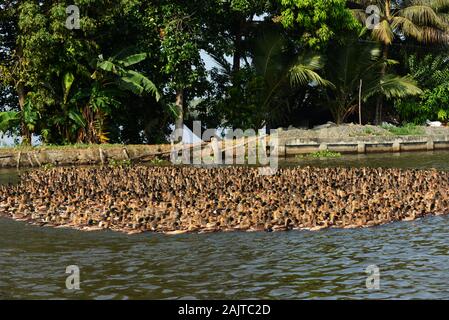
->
xmin=279 ymin=0 xmax=361 ymax=49
xmin=0 ymin=111 xmax=20 ymax=133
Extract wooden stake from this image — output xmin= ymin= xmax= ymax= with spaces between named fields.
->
xmin=99 ymin=148 xmax=105 ymax=165
xmin=359 ymin=79 xmax=363 ymax=125
xmin=122 ymin=147 xmax=130 ymax=160
xmin=27 ymin=153 xmax=34 ymax=167
xmin=16 ymin=152 xmax=21 ymax=169
xmin=33 ymin=153 xmax=42 ymax=167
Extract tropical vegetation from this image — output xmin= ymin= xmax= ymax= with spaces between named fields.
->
xmin=1 ymin=0 xmax=449 ymax=146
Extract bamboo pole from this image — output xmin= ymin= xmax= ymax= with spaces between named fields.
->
xmin=16 ymin=152 xmax=21 ymax=169
xmin=359 ymin=79 xmax=363 ymax=125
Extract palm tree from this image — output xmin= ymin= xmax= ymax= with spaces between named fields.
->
xmin=211 ymin=29 xmax=331 ymax=129
xmin=351 ymin=0 xmax=449 ymax=123
xmin=325 ymin=39 xmax=422 ymax=124
xmin=395 ymin=53 xmax=449 ymax=123
xmin=253 ymin=30 xmax=332 ymax=127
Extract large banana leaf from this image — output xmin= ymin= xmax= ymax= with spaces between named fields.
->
xmin=95 ymin=53 xmax=160 ymax=101
xmin=68 ymin=110 xmax=86 ymax=128
xmin=0 ymin=111 xmax=20 ymax=132
xmin=96 ymin=60 xmax=118 ymax=74
xmin=119 ymin=70 xmax=161 ymax=101
xmin=119 ymin=53 xmax=147 ymax=67
xmin=63 ymin=72 xmax=75 ymax=104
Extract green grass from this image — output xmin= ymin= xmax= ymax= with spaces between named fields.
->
xmin=108 ymin=159 xmax=132 ymax=167
xmin=0 ymin=143 xmax=171 ymax=154
xmin=362 ymin=127 xmax=374 ymax=135
xmin=149 ymin=157 xmax=166 ymax=165
xmin=41 ymin=163 xmax=55 ymax=170
xmin=297 ymin=150 xmax=342 ymax=159
xmin=381 ymin=123 xmax=425 ymax=136
xmin=358 ymin=127 xmax=383 ymax=136
xmin=0 ymin=143 xmax=128 ymax=152
xmin=45 ymin=143 xmax=126 ymax=149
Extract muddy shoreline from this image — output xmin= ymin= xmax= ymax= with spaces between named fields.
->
xmin=3 ymin=125 xmax=449 ymax=169
xmin=0 ymin=144 xmax=171 ymax=169
xmin=1 ymin=166 xmax=447 ymax=235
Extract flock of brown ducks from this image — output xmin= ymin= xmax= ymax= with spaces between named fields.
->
xmin=0 ymin=166 xmax=447 ymax=234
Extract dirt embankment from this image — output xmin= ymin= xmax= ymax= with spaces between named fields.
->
xmin=2 ymin=124 xmax=449 ymax=168
xmin=0 ymin=144 xmax=171 ymax=168
xmin=277 ymin=123 xmax=449 ymax=140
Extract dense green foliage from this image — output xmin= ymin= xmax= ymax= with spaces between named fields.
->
xmin=279 ymin=0 xmax=360 ymax=49
xmin=1 ymin=0 xmax=449 ymax=146
xmin=396 ymin=54 xmax=449 ymax=124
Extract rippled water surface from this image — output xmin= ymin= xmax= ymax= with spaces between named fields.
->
xmin=2 ymin=151 xmax=449 ymax=299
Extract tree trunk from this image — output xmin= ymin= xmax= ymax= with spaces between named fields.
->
xmin=376 ymin=0 xmax=392 ymax=125
xmin=232 ymin=18 xmax=244 ymax=74
xmin=359 ymin=79 xmax=363 ymax=125
xmin=385 ymin=0 xmax=391 ymax=18
xmin=375 ymin=45 xmax=389 ymax=125
xmin=335 ymin=111 xmax=343 ymax=126
xmin=175 ymin=88 xmax=184 ymax=142
xmin=16 ymin=44 xmax=31 ymax=145
xmin=17 ymin=82 xmax=31 ymax=145
xmin=375 ymin=96 xmax=383 ymax=125
xmin=233 ymin=33 xmax=241 ymax=73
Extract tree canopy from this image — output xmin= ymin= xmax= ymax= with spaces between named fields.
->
xmin=1 ymin=0 xmax=449 ymax=145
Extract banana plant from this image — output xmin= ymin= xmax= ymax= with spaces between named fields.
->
xmin=51 ymin=53 xmax=161 ymax=144
xmin=79 ymin=52 xmax=161 ymax=143
xmin=0 ymin=97 xmax=39 ymax=141
xmin=94 ymin=53 xmax=161 ymax=101
xmin=0 ymin=111 xmax=20 ymax=133
xmin=51 ymin=72 xmax=87 ymax=143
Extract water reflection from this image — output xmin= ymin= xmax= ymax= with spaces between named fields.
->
xmin=1 ymin=215 xmax=449 ymax=299
xmin=282 ymin=150 xmax=449 ymax=170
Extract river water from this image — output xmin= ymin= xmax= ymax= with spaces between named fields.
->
xmin=1 ymin=151 xmax=449 ymax=299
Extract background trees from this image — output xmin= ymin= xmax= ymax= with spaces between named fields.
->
xmin=1 ymin=0 xmax=449 ymax=146
xmin=1 ymin=0 xmax=163 ymax=144
xmin=351 ymin=0 xmax=449 ymax=123
xmin=279 ymin=0 xmax=360 ymax=49
xmin=324 ymin=39 xmax=422 ymax=124
xmin=395 ymin=54 xmax=449 ymax=123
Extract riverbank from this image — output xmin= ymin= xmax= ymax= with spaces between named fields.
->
xmin=277 ymin=123 xmax=449 ymax=155
xmin=0 ymin=144 xmax=171 ymax=168
xmin=0 ymin=166 xmax=447 ymax=234
xmin=2 ymin=124 xmax=449 ymax=168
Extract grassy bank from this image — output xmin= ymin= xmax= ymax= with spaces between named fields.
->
xmin=0 ymin=143 xmax=163 ymax=152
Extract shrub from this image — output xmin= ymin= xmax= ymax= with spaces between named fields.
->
xmin=297 ymin=150 xmax=342 ymax=159
xmin=381 ymin=123 xmax=424 ymax=136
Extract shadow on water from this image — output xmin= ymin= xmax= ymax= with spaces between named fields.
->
xmin=1 ymin=151 xmax=449 ymax=299
xmin=0 ymin=169 xmax=20 ymax=185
